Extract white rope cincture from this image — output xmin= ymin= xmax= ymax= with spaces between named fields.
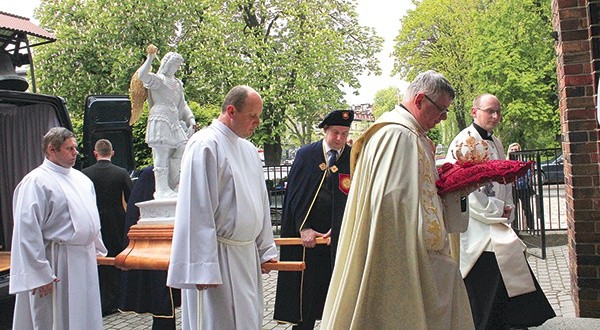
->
xmin=196 ymin=289 xmax=203 ymax=330
xmin=51 ymin=241 xmax=58 ymax=330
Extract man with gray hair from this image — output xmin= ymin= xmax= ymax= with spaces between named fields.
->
xmin=321 ymin=71 xmax=474 ymax=329
xmin=167 ymin=85 xmax=278 ymax=329
xmin=10 ymin=127 xmax=107 ymax=329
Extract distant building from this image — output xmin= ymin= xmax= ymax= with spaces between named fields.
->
xmin=349 ymin=103 xmax=375 ymax=142
xmin=309 ymin=104 xmax=376 ymax=147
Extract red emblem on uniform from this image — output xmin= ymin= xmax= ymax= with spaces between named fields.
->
xmin=338 ymin=173 xmax=351 ymax=195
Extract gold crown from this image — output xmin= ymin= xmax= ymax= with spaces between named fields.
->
xmin=455 ymin=136 xmax=489 ymax=164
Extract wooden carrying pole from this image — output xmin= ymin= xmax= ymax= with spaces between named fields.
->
xmin=98 ymin=232 xmax=330 ymax=272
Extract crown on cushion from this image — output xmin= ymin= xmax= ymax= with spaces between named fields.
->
xmin=455 ymin=136 xmax=489 ymax=164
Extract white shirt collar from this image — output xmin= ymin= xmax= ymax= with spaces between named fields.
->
xmin=323 ymin=141 xmax=339 ymax=155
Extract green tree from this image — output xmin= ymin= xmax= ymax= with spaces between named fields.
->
xmin=34 ymin=0 xmax=211 ymax=166
xmin=392 ymin=0 xmax=559 ymax=149
xmin=34 ymin=0 xmax=382 ymax=166
xmin=178 ymin=0 xmax=383 ymax=164
xmin=393 ymin=0 xmax=481 ymax=143
xmin=373 ymin=86 xmax=401 ymax=118
xmin=467 ymin=0 xmax=559 ymax=148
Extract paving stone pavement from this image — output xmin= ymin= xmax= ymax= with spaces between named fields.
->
xmin=102 ymin=244 xmax=600 ymax=329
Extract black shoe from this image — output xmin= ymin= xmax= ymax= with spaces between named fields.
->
xmin=102 ymin=309 xmax=118 ymax=317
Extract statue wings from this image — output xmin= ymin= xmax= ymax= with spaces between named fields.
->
xmin=129 ymin=68 xmax=147 ymax=126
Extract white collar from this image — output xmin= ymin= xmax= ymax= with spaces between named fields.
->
xmin=323 ymin=141 xmax=339 ymax=155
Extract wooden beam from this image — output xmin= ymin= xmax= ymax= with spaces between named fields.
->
xmin=274 ymin=237 xmax=330 ymax=246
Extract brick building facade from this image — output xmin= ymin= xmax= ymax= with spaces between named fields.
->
xmin=551 ymin=0 xmax=600 ymax=318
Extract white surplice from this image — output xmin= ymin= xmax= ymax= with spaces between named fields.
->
xmin=167 ymin=120 xmax=278 ymax=330
xmin=321 ymin=107 xmax=473 ymax=330
xmin=10 ymin=159 xmax=107 ymax=330
xmin=446 ymin=124 xmax=535 ymax=297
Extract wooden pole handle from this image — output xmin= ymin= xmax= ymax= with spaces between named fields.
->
xmin=274 ymin=237 xmax=330 ymax=246
xmin=97 ymin=256 xmax=115 ymax=266
xmin=263 ymin=261 xmax=305 ymax=271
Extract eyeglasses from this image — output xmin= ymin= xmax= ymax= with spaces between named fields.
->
xmin=423 ymin=94 xmax=449 ymax=114
xmin=476 ymin=108 xmax=502 ymax=116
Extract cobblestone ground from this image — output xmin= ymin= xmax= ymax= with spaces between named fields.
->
xmin=527 ymin=245 xmax=575 ymax=317
xmin=103 ymin=246 xmax=570 ymax=329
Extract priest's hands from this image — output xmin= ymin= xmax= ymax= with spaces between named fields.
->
xmin=300 ymin=228 xmax=330 ymax=248
xmin=31 ymin=278 xmax=60 ymax=297
xmin=261 ymin=258 xmax=278 ymax=274
xmin=323 ymin=229 xmax=332 ymax=246
xmin=502 ymin=205 xmax=514 ymax=219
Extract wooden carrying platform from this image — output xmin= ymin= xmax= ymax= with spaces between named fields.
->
xmin=97 ymin=224 xmax=329 ymax=272
xmin=0 ymin=251 xmax=10 ymax=273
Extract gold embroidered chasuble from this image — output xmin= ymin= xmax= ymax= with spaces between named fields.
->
xmin=321 ymin=107 xmax=473 ymax=330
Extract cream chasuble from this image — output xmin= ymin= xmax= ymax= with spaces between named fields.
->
xmin=321 ymin=107 xmax=473 ymax=330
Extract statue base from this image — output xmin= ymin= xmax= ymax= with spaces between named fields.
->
xmin=113 ymin=198 xmax=176 ymax=271
xmin=137 ymin=198 xmax=177 ymax=225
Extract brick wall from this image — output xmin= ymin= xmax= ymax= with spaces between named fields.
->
xmin=551 ymin=0 xmax=600 ymax=318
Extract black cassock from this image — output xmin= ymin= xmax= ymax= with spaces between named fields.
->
xmin=274 ymin=140 xmax=351 ymax=326
xmin=82 ymin=159 xmax=132 ymax=315
xmin=118 ymin=166 xmax=181 ymax=318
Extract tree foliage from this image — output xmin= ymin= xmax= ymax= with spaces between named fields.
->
xmin=373 ymin=86 xmax=400 ymax=119
xmin=467 ymin=0 xmax=559 ymax=148
xmin=393 ymin=0 xmax=481 ymax=142
xmin=393 ymin=0 xmax=559 ymax=149
xmin=33 ymin=0 xmax=382 ymax=166
xmin=179 ymin=0 xmax=383 ymax=164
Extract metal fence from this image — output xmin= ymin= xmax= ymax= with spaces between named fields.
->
xmin=264 ymin=148 xmax=566 ymax=258
xmin=508 ymin=148 xmax=565 ymax=258
xmin=263 ymin=165 xmax=291 ymax=234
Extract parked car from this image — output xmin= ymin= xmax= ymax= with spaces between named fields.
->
xmin=540 ymin=154 xmax=564 ymax=184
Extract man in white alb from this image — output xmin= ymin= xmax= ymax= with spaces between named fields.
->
xmin=167 ymin=85 xmax=278 ymax=329
xmin=446 ymin=94 xmax=554 ymax=329
xmin=10 ymin=127 xmax=107 ymax=330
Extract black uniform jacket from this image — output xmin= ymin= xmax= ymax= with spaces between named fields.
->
xmin=274 ymin=140 xmax=351 ymax=324
xmin=82 ymin=159 xmax=132 ymax=256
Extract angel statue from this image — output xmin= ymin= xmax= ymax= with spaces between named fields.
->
xmin=130 ymin=44 xmax=196 ymax=199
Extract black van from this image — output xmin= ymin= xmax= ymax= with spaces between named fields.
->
xmin=0 ymin=16 xmax=136 ymax=324
xmin=0 ymin=90 xmax=73 ymax=294
xmin=0 ymin=12 xmax=73 ymax=325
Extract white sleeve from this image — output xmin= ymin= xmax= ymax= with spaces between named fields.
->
xmin=9 ymin=178 xmax=56 ymax=294
xmin=468 ymin=190 xmax=510 ymax=225
xmin=167 ymin=138 xmax=222 ymax=289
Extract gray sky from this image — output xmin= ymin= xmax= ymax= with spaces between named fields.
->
xmin=2 ymin=0 xmax=413 ymax=105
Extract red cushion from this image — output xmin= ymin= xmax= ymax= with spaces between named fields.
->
xmin=436 ymin=160 xmax=534 ymax=196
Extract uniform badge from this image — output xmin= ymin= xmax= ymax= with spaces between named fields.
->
xmin=319 ymin=163 xmax=328 ymax=171
xmin=338 ymin=173 xmax=351 ymax=195
xmin=330 ymin=165 xmax=338 ymax=173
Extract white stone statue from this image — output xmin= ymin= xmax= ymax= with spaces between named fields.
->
xmin=130 ymin=44 xmax=196 ymax=199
